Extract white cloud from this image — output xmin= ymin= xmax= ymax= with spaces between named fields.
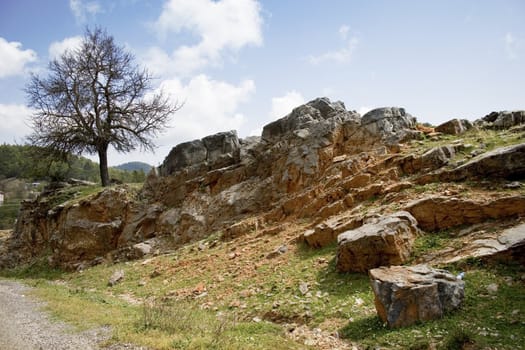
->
xmin=269 ymin=91 xmax=305 ymax=121
xmin=156 ymin=74 xmax=255 ymax=145
xmin=0 ymin=104 xmax=34 ymax=143
xmin=0 ymin=37 xmax=37 ymax=78
xmin=308 ymin=24 xmax=359 ymax=65
xmin=504 ymin=32 xmax=518 ymax=60
xmin=250 ymin=90 xmax=305 ymax=136
xmin=308 ymin=37 xmax=359 ymax=65
xmin=146 ymin=0 xmax=263 ymax=76
xmin=358 ymin=106 xmax=372 ymax=116
xmin=339 ymin=25 xmax=350 ymax=40
xmin=48 ymin=36 xmax=82 ymax=60
xmin=69 ymin=0 xmax=102 ymax=23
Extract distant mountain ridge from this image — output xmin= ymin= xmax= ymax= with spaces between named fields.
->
xmin=113 ymin=162 xmax=152 ymax=173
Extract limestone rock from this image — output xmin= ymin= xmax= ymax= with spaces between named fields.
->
xmin=369 ymin=265 xmax=464 ymax=328
xmin=435 ymin=118 xmax=473 ymax=135
xmin=336 ymin=211 xmax=420 ymax=272
xmin=405 ymin=195 xmax=525 ymax=231
xmin=202 ymin=131 xmax=241 ymax=169
xmin=482 ymin=111 xmax=525 ymax=129
xmin=50 ymin=187 xmax=133 ymax=267
xmin=445 ymin=222 xmax=525 ymax=265
xmin=261 ymin=97 xmax=356 ymax=142
xmin=159 ymin=130 xmax=240 ymax=176
xmin=303 ymin=212 xmax=364 ymax=248
xmin=444 ymin=143 xmax=525 ymax=181
xmin=108 ymin=269 xmax=125 ymax=286
xmin=159 ymin=139 xmax=207 ymax=176
xmin=361 ymin=107 xmax=419 ymax=144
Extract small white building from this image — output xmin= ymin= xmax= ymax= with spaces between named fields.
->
xmin=0 ymin=191 xmax=4 ymax=205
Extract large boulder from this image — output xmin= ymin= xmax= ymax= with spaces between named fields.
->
xmin=435 ymin=118 xmax=473 ymax=135
xmin=336 ymin=211 xmax=420 ymax=272
xmin=202 ymin=131 xmax=241 ymax=169
xmin=303 ymin=212 xmax=364 ymax=248
xmin=445 ymin=143 xmax=525 ymax=181
xmin=405 ymin=195 xmax=525 ymax=231
xmin=159 ymin=131 xmax=241 ymax=176
xmin=370 ymin=265 xmax=464 ymax=328
xmin=361 ymin=107 xmax=419 ymax=144
xmin=159 ymin=139 xmax=207 ymax=176
xmin=50 ymin=187 xmax=134 ymax=266
xmin=261 ymin=97 xmax=357 ymax=142
xmin=482 ymin=111 xmax=525 ymax=129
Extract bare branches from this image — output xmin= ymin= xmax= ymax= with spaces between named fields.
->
xmin=25 ymin=27 xmax=178 ymax=186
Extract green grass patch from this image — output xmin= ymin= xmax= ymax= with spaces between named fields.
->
xmin=339 ymin=264 xmax=525 ymax=349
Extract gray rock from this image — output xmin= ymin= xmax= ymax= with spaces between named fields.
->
xmin=262 ymin=97 xmax=358 ymax=142
xmin=108 ymin=270 xmax=125 ymax=286
xmin=202 ymin=130 xmax=241 ymax=169
xmin=159 ymin=131 xmax=241 ymax=176
xmin=445 ymin=142 xmax=525 ymax=181
xmin=361 ymin=107 xmax=419 ymax=144
xmin=419 ymin=145 xmax=459 ymax=170
xmin=369 ymin=265 xmax=465 ymax=328
xmin=336 ymin=211 xmax=420 ymax=272
xmin=132 ymin=242 xmax=152 ymax=257
xmin=159 ymin=139 xmax=207 ymax=175
xmin=482 ymin=111 xmax=525 ymax=129
xmin=435 ymin=118 xmax=473 ymax=135
xmin=448 ymin=222 xmax=525 ymax=265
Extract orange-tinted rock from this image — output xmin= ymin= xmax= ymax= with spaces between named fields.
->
xmin=405 ymin=195 xmax=525 ymax=231
xmin=370 ymin=265 xmax=464 ymax=328
xmin=336 ymin=211 xmax=420 ymax=272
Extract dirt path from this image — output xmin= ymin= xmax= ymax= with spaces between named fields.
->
xmin=0 ymin=279 xmax=109 ymax=350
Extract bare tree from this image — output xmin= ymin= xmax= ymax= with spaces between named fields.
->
xmin=26 ymin=27 xmax=178 ymax=186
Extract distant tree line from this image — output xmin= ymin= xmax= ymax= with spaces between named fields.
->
xmin=0 ymin=144 xmax=146 ymax=184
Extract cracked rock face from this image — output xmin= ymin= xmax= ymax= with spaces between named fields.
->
xmin=369 ymin=265 xmax=465 ymax=328
xmin=336 ymin=211 xmax=420 ymax=273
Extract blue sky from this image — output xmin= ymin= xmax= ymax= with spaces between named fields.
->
xmin=0 ymin=0 xmax=524 ymax=166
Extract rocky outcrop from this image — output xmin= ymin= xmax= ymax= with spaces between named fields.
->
xmin=336 ymin=211 xmax=420 ymax=273
xmin=398 ymin=143 xmax=464 ymax=174
xmin=361 ymin=107 xmax=420 ymax=145
xmin=443 ymin=222 xmax=525 ymax=265
xmin=262 ymin=97 xmax=356 ymax=142
xmin=481 ymin=111 xmax=525 ymax=129
xmin=303 ymin=211 xmax=364 ymax=248
xmin=444 ymin=143 xmax=525 ymax=181
xmin=49 ymin=187 xmax=134 ymax=265
xmin=435 ymin=118 xmax=473 ymax=135
xmin=405 ymin=195 xmax=525 ymax=231
xmin=370 ymin=265 xmax=464 ymax=328
xmin=159 ymin=130 xmax=241 ymax=176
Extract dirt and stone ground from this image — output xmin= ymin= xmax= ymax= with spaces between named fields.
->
xmin=0 ymin=279 xmax=146 ymax=350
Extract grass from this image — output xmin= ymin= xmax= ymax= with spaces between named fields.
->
xmin=1 ymin=127 xmax=524 ymax=349
xmin=4 ymin=232 xmax=523 ymax=349
xmin=339 ymin=263 xmax=525 ymax=349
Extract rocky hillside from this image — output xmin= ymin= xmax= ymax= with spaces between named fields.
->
xmin=0 ymin=98 xmax=524 ymax=349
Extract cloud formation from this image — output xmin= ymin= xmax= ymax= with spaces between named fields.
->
xmin=0 ymin=37 xmax=37 ymax=78
xmin=269 ymin=90 xmax=305 ymax=121
xmin=69 ymin=0 xmax=102 ymax=23
xmin=48 ymin=36 xmax=83 ymax=60
xmin=308 ymin=25 xmax=359 ymax=65
xmin=0 ymin=104 xmax=34 ymax=142
xmin=156 ymin=74 xmax=255 ymax=145
xmin=146 ymin=0 xmax=263 ymax=76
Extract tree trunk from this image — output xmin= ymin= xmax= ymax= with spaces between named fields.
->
xmin=98 ymin=146 xmax=110 ymax=187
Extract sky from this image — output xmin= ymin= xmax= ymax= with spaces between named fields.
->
xmin=0 ymin=0 xmax=524 ymax=166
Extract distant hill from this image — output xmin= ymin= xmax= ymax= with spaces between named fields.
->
xmin=113 ymin=162 xmax=152 ymax=173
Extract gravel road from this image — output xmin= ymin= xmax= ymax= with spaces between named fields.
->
xmin=0 ymin=279 xmax=111 ymax=350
